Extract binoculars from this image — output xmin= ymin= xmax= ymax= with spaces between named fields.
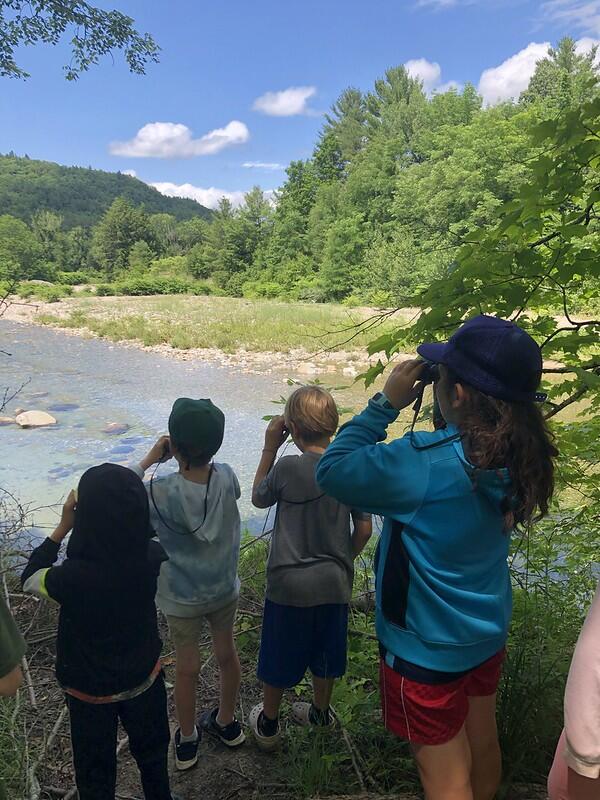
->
xmin=419 ymin=360 xmax=440 ymax=384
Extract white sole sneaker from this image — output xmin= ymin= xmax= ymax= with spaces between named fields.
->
xmin=249 ymin=703 xmax=282 ymax=752
xmin=291 ymin=701 xmax=335 ymax=728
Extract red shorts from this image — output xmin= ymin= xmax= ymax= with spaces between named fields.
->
xmin=380 ymin=649 xmax=505 ymax=746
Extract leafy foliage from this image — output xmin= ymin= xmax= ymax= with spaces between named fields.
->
xmin=0 ymin=154 xmax=211 ymax=228
xmin=0 ymin=0 xmax=159 ymax=80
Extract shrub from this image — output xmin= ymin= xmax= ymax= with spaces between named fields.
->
xmin=95 ymin=283 xmax=115 ymax=296
xmin=150 ymin=255 xmax=189 ymax=277
xmin=18 ymin=282 xmax=72 ymax=302
xmin=97 ymin=276 xmax=212 ymax=296
xmin=56 ymin=270 xmax=91 ymax=285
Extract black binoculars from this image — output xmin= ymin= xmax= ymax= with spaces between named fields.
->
xmin=419 ymin=360 xmax=440 ymax=384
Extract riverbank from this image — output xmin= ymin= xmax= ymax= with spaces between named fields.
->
xmin=3 ymin=295 xmax=414 ymax=376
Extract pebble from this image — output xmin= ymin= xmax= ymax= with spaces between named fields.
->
xmin=102 ymin=422 xmax=130 ymax=435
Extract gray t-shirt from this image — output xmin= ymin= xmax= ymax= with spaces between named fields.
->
xmin=255 ymin=451 xmax=368 ymax=607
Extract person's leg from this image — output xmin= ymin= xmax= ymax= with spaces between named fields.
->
xmin=465 ymin=694 xmax=501 ymax=800
xmin=464 ymin=649 xmax=506 ymax=800
xmin=548 ymin=730 xmax=570 ymax=800
xmin=209 ymin=623 xmax=241 ymax=726
xmin=312 ymin=676 xmax=335 ymax=712
xmin=263 ymin=683 xmax=286 ymax=719
xmin=167 ymin=615 xmax=203 ymax=738
xmin=119 ymin=675 xmax=172 ymax=800
xmin=257 ymin=600 xmax=309 ymax=719
xmin=412 ymin=727 xmax=474 ymax=800
xmin=306 ymin=604 xmax=347 ymax=720
xmin=174 ymin=642 xmax=201 ymax=737
xmin=379 ymin=658 xmax=473 ymax=800
xmin=67 ymin=695 xmax=118 ymax=800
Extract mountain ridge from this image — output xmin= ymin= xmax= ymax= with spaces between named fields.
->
xmin=0 ymin=153 xmax=212 ymax=228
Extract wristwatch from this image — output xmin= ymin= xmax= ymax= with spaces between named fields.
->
xmin=371 ymin=392 xmax=395 ymax=410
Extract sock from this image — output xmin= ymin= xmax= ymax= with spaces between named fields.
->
xmin=258 ymin=711 xmax=279 ymax=737
xmin=309 ymin=704 xmax=331 ymax=726
xmin=179 ymin=727 xmax=198 ymax=743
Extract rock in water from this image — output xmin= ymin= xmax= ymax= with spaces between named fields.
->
xmin=16 ymin=411 xmax=57 ymax=428
xmin=14 ymin=407 xmax=26 ymax=416
xmin=102 ymin=422 xmax=130 ymax=435
xmin=47 ymin=403 xmax=80 ymax=412
xmin=0 ymin=416 xmax=15 ymax=426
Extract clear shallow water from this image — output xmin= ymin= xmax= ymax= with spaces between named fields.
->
xmin=0 ymin=321 xmax=303 ymax=533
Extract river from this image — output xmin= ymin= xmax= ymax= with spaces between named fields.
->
xmin=1 ymin=320 xmax=365 ymax=534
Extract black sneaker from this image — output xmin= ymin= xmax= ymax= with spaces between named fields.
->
xmin=174 ymin=726 xmax=201 ymax=770
xmin=199 ymin=707 xmax=245 ymax=747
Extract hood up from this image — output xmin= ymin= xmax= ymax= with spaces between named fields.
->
xmin=67 ymin=463 xmax=153 ymax=565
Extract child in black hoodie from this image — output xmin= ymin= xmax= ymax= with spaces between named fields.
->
xmin=21 ymin=463 xmax=180 ymax=800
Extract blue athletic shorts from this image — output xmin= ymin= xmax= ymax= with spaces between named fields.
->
xmin=257 ymin=599 xmax=349 ymax=688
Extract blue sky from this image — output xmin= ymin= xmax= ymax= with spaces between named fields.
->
xmin=1 ymin=0 xmax=598 ymax=208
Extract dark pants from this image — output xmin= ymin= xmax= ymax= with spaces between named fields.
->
xmin=67 ymin=673 xmax=172 ymax=800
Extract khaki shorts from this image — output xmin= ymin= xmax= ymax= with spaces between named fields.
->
xmin=167 ymin=598 xmax=238 ymax=648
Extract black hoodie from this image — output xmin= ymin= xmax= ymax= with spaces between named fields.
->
xmin=22 ymin=464 xmax=167 ymax=697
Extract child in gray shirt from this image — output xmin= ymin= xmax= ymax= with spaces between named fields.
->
xmin=249 ymin=386 xmax=372 ymax=750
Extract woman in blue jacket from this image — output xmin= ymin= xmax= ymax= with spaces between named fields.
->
xmin=317 ymin=316 xmax=558 ymax=800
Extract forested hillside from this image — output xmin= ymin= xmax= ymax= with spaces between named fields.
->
xmin=2 ymin=38 xmax=598 ymax=301
xmin=0 ymin=154 xmax=211 ymax=227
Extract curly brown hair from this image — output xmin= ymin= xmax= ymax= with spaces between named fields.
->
xmin=444 ymin=368 xmax=559 ymax=529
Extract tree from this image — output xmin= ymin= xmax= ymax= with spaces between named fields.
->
xmin=0 ymin=214 xmax=41 ymax=281
xmin=365 ymin=96 xmax=600 ymax=423
xmin=90 ymin=197 xmax=154 ymax=276
xmin=324 ymin=87 xmax=367 ymax=166
xmin=30 ymin=209 xmax=64 ymax=264
xmin=176 ymin=217 xmax=208 ymax=251
xmin=128 ymin=240 xmax=153 ymax=273
xmin=320 ymin=214 xmax=366 ymax=300
xmin=64 ymin=226 xmax=91 ymax=271
xmin=0 ymin=1 xmax=159 ymax=80
xmin=149 ymin=213 xmax=179 ymax=255
xmin=520 ymin=37 xmax=599 ymax=110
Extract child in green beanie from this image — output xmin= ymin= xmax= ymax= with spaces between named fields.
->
xmin=135 ymin=398 xmax=244 ymax=771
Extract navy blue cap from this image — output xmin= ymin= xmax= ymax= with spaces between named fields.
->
xmin=417 ymin=315 xmax=546 ymax=403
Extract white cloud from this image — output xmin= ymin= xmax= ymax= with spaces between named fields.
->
xmin=122 ymin=169 xmax=137 ymax=177
xmin=575 ymin=35 xmax=600 ymax=62
xmin=406 ymin=58 xmax=442 ymax=92
xmin=151 ymin=181 xmax=246 ymax=209
xmin=110 ymin=120 xmax=250 ymax=159
xmin=242 ymin=161 xmax=285 ymax=170
xmin=478 ymin=42 xmax=550 ymax=105
xmin=405 ymin=58 xmax=460 ymax=95
xmin=543 ymin=0 xmax=600 ymax=37
xmin=151 ymin=182 xmax=277 ymax=210
xmin=252 ymin=86 xmax=317 ymax=116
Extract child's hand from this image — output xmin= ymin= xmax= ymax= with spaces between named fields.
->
xmin=264 ymin=416 xmax=288 ymax=452
xmin=141 ymin=435 xmax=172 ymax=470
xmin=382 ymin=359 xmax=427 ymax=410
xmin=55 ymin=490 xmax=77 ymax=539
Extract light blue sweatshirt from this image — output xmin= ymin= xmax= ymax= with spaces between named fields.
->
xmin=132 ymin=463 xmax=241 ymax=617
xmin=316 ymin=399 xmax=513 ymax=672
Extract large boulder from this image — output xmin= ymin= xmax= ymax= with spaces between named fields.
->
xmin=16 ymin=411 xmax=57 ymax=428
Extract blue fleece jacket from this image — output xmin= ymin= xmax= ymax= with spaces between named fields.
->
xmin=316 ymin=399 xmax=513 ymax=672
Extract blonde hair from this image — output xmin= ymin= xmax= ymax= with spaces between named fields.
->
xmin=284 ymin=385 xmax=339 ymax=443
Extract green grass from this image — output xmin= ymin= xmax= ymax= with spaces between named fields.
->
xmin=36 ymin=294 xmax=406 ymax=355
